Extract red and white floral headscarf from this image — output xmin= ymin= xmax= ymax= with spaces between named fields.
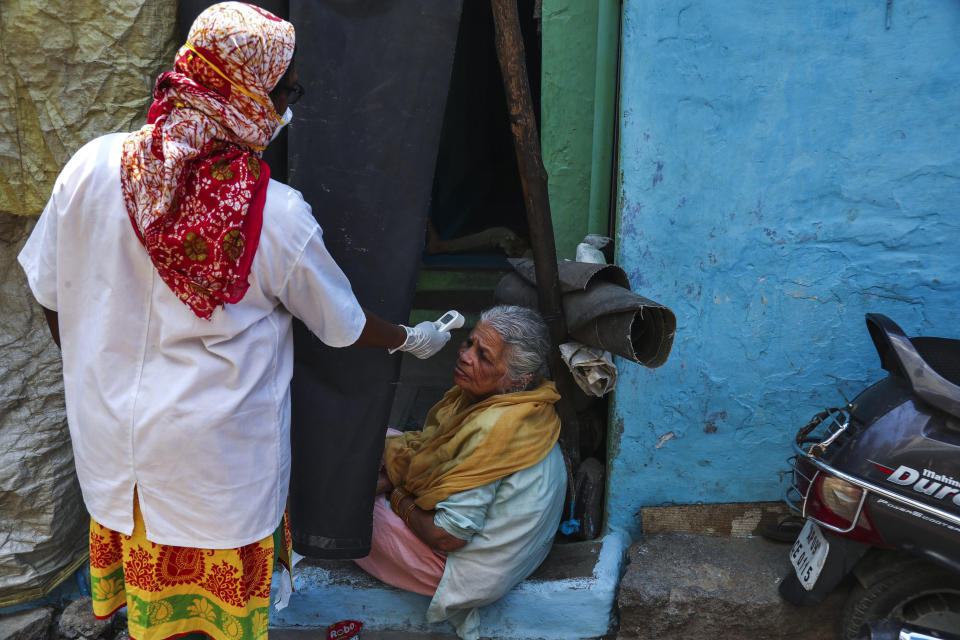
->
xmin=121 ymin=2 xmax=295 ymax=319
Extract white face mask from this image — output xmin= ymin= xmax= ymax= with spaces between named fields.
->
xmin=269 ymin=107 xmax=293 ymax=144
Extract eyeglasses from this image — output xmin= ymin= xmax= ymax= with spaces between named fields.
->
xmin=272 ymin=81 xmax=304 ymax=106
xmin=282 ymin=82 xmax=304 ymax=105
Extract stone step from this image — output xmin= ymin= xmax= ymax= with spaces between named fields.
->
xmin=0 ymin=607 xmax=54 ymax=640
xmin=271 ymin=532 xmax=628 ymax=640
xmin=616 ymin=533 xmax=850 ymax=640
xmin=273 ymin=630 xmax=459 ymax=640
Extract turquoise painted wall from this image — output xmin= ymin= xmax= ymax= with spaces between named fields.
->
xmin=608 ymin=0 xmax=960 ymax=537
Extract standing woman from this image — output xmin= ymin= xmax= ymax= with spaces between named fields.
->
xmin=18 ymin=3 xmax=448 ymax=640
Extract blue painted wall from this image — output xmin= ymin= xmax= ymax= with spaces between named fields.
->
xmin=608 ymin=0 xmax=960 ymax=538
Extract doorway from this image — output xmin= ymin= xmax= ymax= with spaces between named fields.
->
xmin=421 ymin=0 xmax=541 ymax=269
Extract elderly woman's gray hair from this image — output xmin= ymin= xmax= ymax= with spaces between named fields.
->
xmin=480 ymin=305 xmax=551 ymax=383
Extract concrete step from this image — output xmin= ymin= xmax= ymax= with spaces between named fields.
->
xmin=0 ymin=606 xmax=54 ymax=640
xmin=616 ymin=533 xmax=850 ymax=640
xmin=271 ymin=532 xmax=628 ymax=639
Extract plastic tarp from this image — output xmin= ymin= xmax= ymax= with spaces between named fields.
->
xmin=0 ymin=0 xmax=177 ymax=218
xmin=0 ymin=0 xmax=176 ymax=607
xmin=0 ymin=216 xmax=88 ymax=608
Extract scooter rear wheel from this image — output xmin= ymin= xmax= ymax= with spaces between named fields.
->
xmin=842 ymin=562 xmax=960 ymax=639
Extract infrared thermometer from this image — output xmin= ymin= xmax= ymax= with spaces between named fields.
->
xmin=434 ymin=310 xmax=465 ymax=332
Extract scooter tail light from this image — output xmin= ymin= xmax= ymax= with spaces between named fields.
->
xmin=819 ymin=476 xmax=867 ymax=525
xmin=806 ymin=473 xmax=887 ymax=546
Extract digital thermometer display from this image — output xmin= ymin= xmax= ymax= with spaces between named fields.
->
xmin=434 ymin=310 xmax=465 ymax=332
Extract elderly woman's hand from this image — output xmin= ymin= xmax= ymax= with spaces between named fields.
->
xmin=390 ymin=488 xmax=467 ymax=553
xmin=375 ymin=469 xmax=394 ymax=495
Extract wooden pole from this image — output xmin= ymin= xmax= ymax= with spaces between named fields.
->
xmin=490 ymin=0 xmax=580 ymax=471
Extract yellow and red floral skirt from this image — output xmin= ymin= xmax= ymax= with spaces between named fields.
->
xmin=89 ymin=496 xmax=291 ymax=640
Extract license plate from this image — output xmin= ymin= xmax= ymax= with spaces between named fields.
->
xmin=790 ymin=520 xmax=830 ymax=590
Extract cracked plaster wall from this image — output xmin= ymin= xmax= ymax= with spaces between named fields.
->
xmin=608 ymin=0 xmax=960 ymax=537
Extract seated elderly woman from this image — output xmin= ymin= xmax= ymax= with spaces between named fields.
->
xmin=355 ymin=304 xmax=566 ymax=640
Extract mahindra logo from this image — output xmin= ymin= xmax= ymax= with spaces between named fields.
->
xmin=885 ymin=464 xmax=960 ymax=506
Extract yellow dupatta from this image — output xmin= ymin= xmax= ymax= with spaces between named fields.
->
xmin=384 ymin=380 xmax=562 ymax=510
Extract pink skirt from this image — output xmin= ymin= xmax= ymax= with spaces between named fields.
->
xmin=355 ymin=425 xmax=447 ymax=597
xmin=354 ymin=494 xmax=446 ymax=596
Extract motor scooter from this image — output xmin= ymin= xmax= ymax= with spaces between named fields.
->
xmin=779 ymin=314 xmax=960 ymax=639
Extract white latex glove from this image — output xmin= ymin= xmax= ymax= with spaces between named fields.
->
xmin=389 ymin=321 xmax=451 ymax=359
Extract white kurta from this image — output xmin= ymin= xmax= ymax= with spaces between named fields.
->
xmin=18 ymin=133 xmax=366 ymax=548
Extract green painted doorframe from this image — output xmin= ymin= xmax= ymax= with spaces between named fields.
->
xmin=542 ymin=0 xmax=621 ymax=259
